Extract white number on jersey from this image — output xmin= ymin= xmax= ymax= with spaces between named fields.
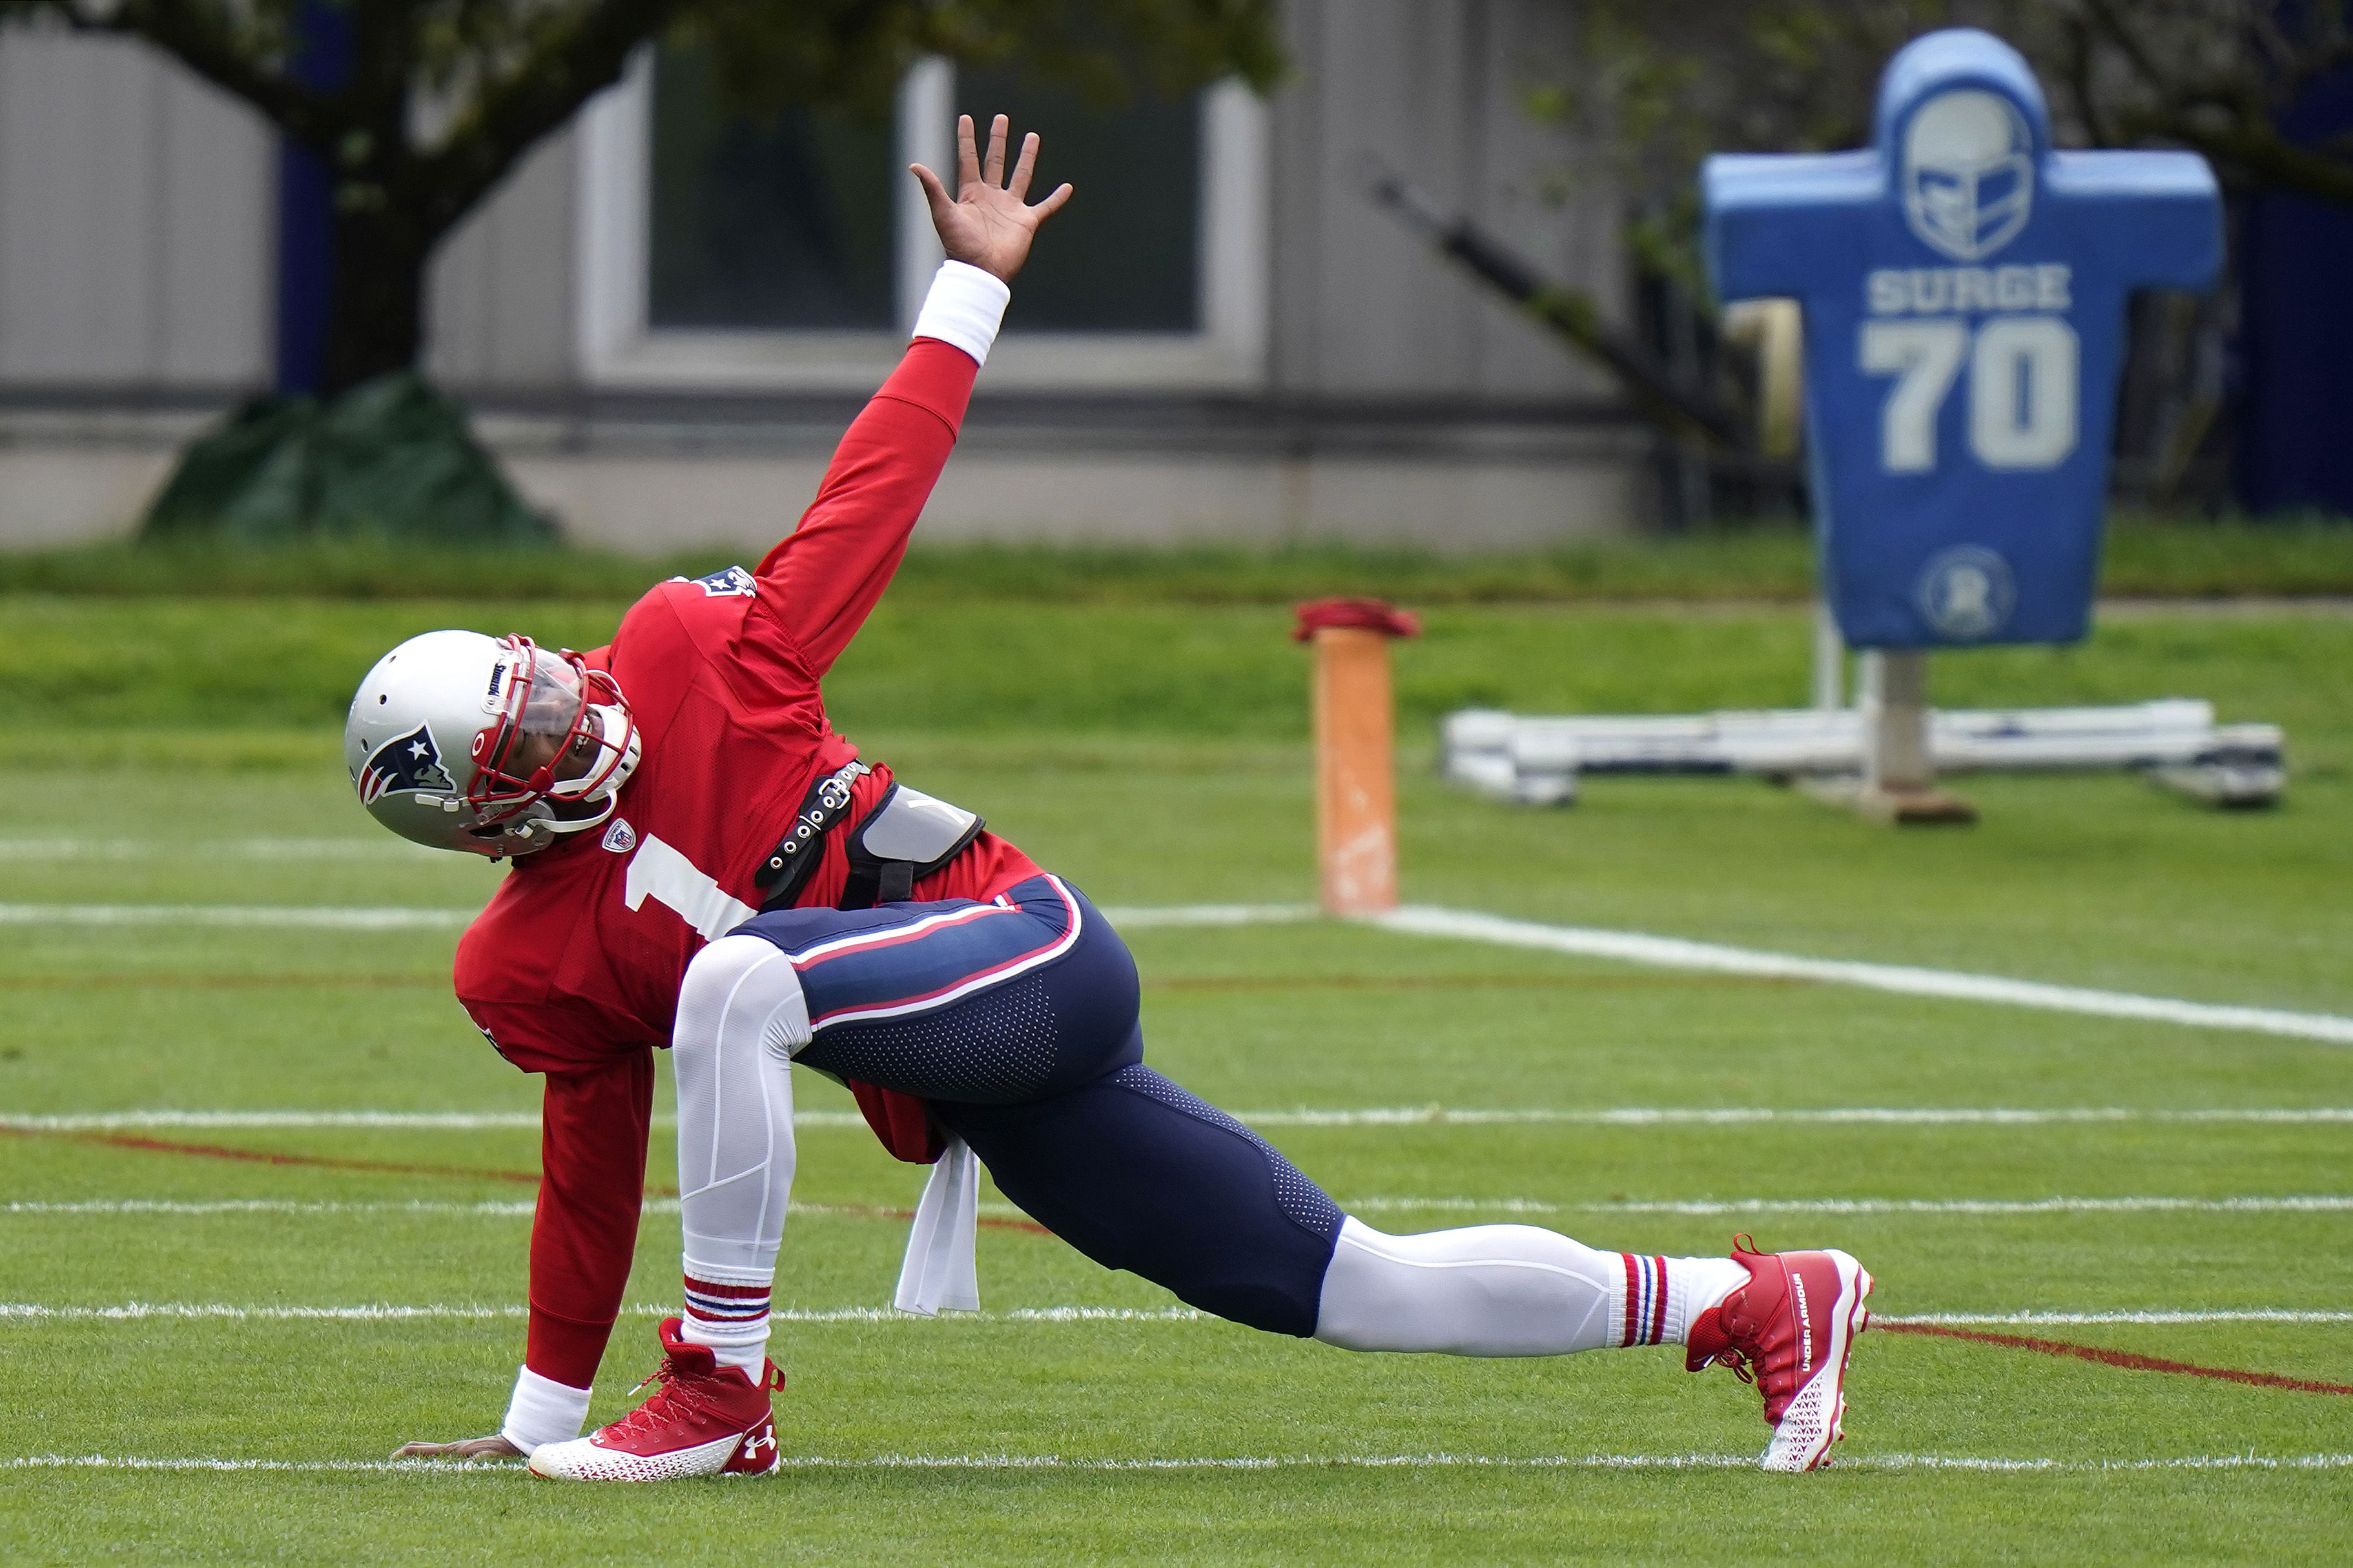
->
xmin=623 ymin=833 xmax=756 ymax=940
xmin=1858 ymin=315 xmax=2079 ymax=474
xmin=1858 ymin=320 xmax=1966 ymax=473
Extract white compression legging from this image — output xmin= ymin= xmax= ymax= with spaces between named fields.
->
xmin=1311 ymin=1216 xmax=1627 ymax=1356
xmin=671 ymin=935 xmax=1707 ymax=1358
xmin=670 ymin=935 xmax=808 ymax=1279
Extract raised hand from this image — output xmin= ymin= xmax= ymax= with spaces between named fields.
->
xmin=910 ymin=114 xmax=1074 ymax=285
xmin=392 ymin=1433 xmax=522 ymax=1462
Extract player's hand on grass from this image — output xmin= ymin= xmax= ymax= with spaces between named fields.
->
xmin=391 ymin=1433 xmax=522 ymax=1462
xmin=911 ymin=113 xmax=1073 ymax=283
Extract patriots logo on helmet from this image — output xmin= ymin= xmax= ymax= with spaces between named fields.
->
xmin=359 ymin=724 xmax=457 ymax=804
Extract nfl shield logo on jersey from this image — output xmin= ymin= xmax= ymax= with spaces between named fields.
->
xmin=358 ymin=724 xmax=457 ymax=804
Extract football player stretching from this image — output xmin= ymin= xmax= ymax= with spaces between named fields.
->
xmin=354 ymin=114 xmax=1872 ymax=1480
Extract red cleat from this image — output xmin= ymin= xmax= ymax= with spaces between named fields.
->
xmin=528 ymin=1318 xmax=782 ymax=1482
xmin=1685 ymin=1235 xmax=1873 ymax=1472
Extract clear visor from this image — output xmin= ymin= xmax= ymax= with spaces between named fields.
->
xmin=504 ymin=648 xmax=589 ymax=781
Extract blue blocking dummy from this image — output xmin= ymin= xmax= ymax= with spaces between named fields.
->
xmin=1704 ymin=30 xmax=2220 ymax=648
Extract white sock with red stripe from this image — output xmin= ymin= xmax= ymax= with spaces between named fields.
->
xmin=670 ymin=934 xmax=810 ymax=1381
xmin=678 ymin=1265 xmax=773 ymax=1377
xmin=1313 ymin=1218 xmax=1747 ymax=1356
xmin=1616 ymin=1252 xmax=1749 ymax=1347
xmin=1316 ymin=1217 xmax=1625 ymax=1354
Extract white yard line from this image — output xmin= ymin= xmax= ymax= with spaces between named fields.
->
xmin=1240 ymin=1106 xmax=2353 ymax=1126
xmin=1328 ymin=1194 xmax=2353 ymax=1217
xmin=0 ymin=902 xmax=1311 ymax=935
xmin=0 ymin=904 xmax=472 ymax=930
xmin=1347 ymin=1197 xmax=1569 ymax=1215
xmin=1568 ymin=1196 xmax=2353 ymax=1216
xmin=0 ymin=1109 xmax=868 ymax=1130
xmin=10 ymin=1106 xmax=2349 ymax=1132
xmin=2 ymin=1111 xmax=549 ymax=1130
xmin=0 ymin=839 xmax=440 ymax=862
xmin=1375 ymin=906 xmax=2353 ymax=1046
xmin=1894 ymin=1310 xmax=2353 ymax=1326
xmin=0 ymin=1200 xmax=550 ymax=1216
xmin=0 ymin=1197 xmax=1041 ymax=1224
xmin=0 ymin=1303 xmax=539 ymax=1321
xmin=0 ymin=892 xmax=2346 ymax=1043
xmin=1100 ymin=904 xmax=1320 ymax=928
xmin=0 ymin=1302 xmax=1204 ymax=1323
xmin=5 ymin=1301 xmax=2345 ymax=1327
xmin=0 ymin=1198 xmax=1006 ymax=1221
xmin=15 ymin=1194 xmax=2349 ymax=1221
xmin=6 ymin=1451 xmax=2349 ymax=1476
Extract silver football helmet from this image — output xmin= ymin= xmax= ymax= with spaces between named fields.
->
xmin=345 ymin=630 xmax=642 ymax=857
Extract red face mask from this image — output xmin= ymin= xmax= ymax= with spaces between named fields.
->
xmin=466 ymin=636 xmax=639 ymax=826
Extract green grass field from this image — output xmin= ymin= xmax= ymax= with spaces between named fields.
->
xmin=2 ymin=582 xmax=2348 ymax=1563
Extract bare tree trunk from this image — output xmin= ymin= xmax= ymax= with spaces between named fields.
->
xmin=317 ymin=208 xmax=433 ymax=398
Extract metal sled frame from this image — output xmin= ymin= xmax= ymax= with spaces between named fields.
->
xmin=1442 ymin=612 xmax=2285 ymax=817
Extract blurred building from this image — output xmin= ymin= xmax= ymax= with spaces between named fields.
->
xmin=0 ymin=4 xmax=1644 ymax=553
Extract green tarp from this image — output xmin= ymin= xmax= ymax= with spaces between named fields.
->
xmin=141 ymin=372 xmax=555 ymax=545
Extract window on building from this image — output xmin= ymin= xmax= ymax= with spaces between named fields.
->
xmin=578 ymin=49 xmax=1266 ymax=388
xmin=646 ymin=43 xmax=898 ymax=331
xmin=952 ymin=67 xmax=1202 ymax=333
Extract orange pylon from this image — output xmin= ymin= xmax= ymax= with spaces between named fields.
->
xmin=1294 ymin=598 xmax=1421 ymax=916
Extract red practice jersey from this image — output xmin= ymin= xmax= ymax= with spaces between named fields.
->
xmin=453 ymin=337 xmax=1040 ymax=1390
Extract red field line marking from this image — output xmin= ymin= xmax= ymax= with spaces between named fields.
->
xmin=1880 ymin=1321 xmax=2353 ymax=1396
xmin=1 ymin=1125 xmax=1053 ymax=1234
xmin=3 ymin=1124 xmax=542 ymax=1185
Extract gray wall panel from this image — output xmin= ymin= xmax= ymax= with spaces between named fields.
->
xmin=1466 ymin=1 xmax=1619 ymax=398
xmin=0 ymin=34 xmax=155 ymax=381
xmin=1294 ymin=0 xmax=1481 ymax=394
xmin=426 ymin=127 xmax=579 ymax=390
xmin=156 ymin=59 xmax=273 ymax=383
xmin=0 ymin=10 xmax=1627 ymax=419
xmin=0 ymin=28 xmax=269 ymax=390
xmin=427 ymin=192 xmax=494 ymax=385
xmin=1266 ymin=0 xmax=1327 ymax=397
xmin=1268 ymin=0 xmax=1619 ymax=403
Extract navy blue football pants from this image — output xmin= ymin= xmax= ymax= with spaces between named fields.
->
xmin=735 ymin=875 xmax=1344 ymax=1336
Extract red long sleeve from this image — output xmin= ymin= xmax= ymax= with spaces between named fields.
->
xmin=750 ymin=337 xmax=980 ymax=677
xmin=494 ymin=337 xmax=981 ymax=1394
xmin=524 ymin=1053 xmax=657 ymax=1389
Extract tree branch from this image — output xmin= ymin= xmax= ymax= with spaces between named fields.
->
xmin=411 ymin=0 xmax=692 ymax=239
xmin=2137 ymin=112 xmax=2353 ymax=204
xmin=2075 ymin=0 xmax=2353 ymax=206
xmin=2082 ymin=0 xmax=2177 ymax=104
xmin=2057 ymin=15 xmax=2115 ymax=148
xmin=34 ymin=0 xmax=346 ymax=150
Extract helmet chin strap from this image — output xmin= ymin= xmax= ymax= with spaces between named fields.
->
xmin=506 ymin=793 xmax=613 ymax=848
xmin=531 ymin=703 xmax=642 ymax=836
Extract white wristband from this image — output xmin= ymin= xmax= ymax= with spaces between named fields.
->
xmin=912 ymin=260 xmax=1011 ymax=366
xmin=500 ymin=1365 xmax=593 ymax=1456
